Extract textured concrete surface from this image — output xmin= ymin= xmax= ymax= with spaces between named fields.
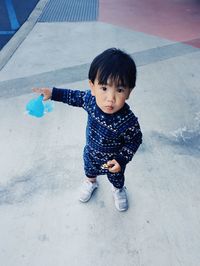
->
xmin=0 ymin=1 xmax=200 ymax=266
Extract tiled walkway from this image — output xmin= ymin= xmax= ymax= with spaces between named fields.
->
xmin=99 ymin=0 xmax=200 ymax=47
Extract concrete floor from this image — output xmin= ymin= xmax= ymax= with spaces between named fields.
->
xmin=0 ymin=1 xmax=200 ymax=265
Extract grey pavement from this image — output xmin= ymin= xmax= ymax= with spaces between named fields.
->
xmin=0 ymin=1 xmax=200 ymax=266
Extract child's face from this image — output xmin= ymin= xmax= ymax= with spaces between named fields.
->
xmin=89 ymin=79 xmax=131 ymax=114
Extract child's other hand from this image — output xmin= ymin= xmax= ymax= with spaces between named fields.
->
xmin=32 ymin=87 xmax=52 ymax=101
xmin=107 ymin=159 xmax=121 ymax=173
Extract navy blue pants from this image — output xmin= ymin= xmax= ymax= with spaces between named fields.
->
xmin=83 ymin=146 xmax=125 ymax=189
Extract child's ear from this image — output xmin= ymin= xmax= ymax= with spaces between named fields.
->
xmin=89 ymin=80 xmax=95 ymax=96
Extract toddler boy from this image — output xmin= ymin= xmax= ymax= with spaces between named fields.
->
xmin=33 ymin=48 xmax=142 ymax=211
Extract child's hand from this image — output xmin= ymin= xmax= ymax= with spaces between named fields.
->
xmin=107 ymin=159 xmax=121 ymax=173
xmin=32 ymin=87 xmax=52 ymax=101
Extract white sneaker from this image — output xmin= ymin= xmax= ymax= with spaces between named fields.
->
xmin=79 ymin=180 xmax=98 ymax=202
xmin=112 ymin=186 xmax=128 ymax=211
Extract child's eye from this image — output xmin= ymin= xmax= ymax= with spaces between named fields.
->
xmin=101 ymin=86 xmax=107 ymax=91
xmin=117 ymin=87 xmax=125 ymax=93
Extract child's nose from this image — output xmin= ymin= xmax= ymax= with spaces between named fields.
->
xmin=107 ymin=91 xmax=115 ymax=102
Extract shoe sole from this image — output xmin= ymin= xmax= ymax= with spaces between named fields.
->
xmin=115 ymin=205 xmax=128 ymax=212
xmin=114 ymin=200 xmax=128 ymax=211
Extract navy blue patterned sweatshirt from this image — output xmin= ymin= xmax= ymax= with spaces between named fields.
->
xmin=51 ymin=88 xmax=142 ymax=167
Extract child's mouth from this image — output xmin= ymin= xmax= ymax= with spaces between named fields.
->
xmin=105 ymin=106 xmax=114 ymax=111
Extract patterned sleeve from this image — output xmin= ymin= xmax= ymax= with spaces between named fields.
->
xmin=115 ymin=119 xmax=142 ymax=166
xmin=51 ymin=87 xmax=92 ymax=110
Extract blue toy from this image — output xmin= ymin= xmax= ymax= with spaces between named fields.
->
xmin=26 ymin=95 xmax=54 ymax=118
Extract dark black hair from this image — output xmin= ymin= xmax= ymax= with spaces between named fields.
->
xmin=88 ymin=48 xmax=137 ymax=89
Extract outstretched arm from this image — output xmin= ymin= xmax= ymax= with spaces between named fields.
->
xmin=51 ymin=87 xmax=87 ymax=107
xmin=33 ymin=87 xmax=93 ymax=111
